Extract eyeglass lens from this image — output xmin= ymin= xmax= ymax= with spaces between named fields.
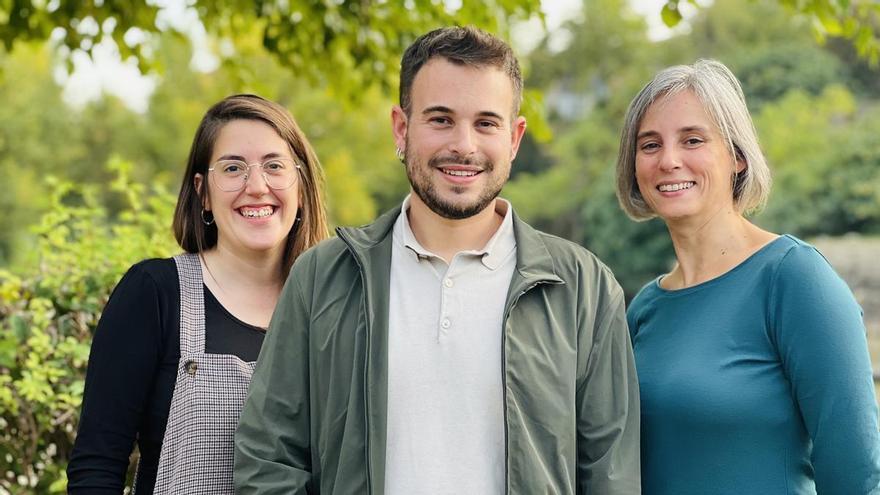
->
xmin=212 ymin=159 xmax=298 ymax=191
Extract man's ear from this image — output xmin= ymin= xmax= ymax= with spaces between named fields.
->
xmin=391 ymin=105 xmax=408 ymax=155
xmin=194 ymin=173 xmax=210 ymax=210
xmin=509 ymin=116 xmax=527 ymax=161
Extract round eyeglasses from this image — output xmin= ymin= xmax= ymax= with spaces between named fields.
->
xmin=208 ymin=158 xmax=301 ymax=192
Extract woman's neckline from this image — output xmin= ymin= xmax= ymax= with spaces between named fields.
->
xmin=654 ymin=234 xmax=788 ymax=295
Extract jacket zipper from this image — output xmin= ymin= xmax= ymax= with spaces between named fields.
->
xmin=501 ymin=280 xmax=550 ymax=495
xmin=338 ymin=233 xmax=373 ymax=495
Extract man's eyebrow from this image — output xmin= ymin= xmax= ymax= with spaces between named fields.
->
xmin=476 ymin=110 xmax=505 ymax=121
xmin=421 ymin=106 xmax=505 ymax=121
xmin=422 ymin=105 xmax=453 ymax=115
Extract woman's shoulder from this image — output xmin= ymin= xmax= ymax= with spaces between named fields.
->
xmin=765 ymin=235 xmax=858 ymax=312
xmin=130 ymin=256 xmax=176 ymax=270
xmin=97 ymin=257 xmax=181 ymax=352
xmin=766 ymin=235 xmax=836 ymax=278
xmin=629 ymin=277 xmax=662 ymax=308
xmin=112 ymin=257 xmax=180 ymax=297
xmin=625 ymin=277 xmax=664 ymax=337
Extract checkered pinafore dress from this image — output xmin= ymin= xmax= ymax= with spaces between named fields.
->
xmin=145 ymin=253 xmax=258 ymax=494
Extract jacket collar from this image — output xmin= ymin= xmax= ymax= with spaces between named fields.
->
xmin=509 ymin=209 xmax=563 ymax=285
xmin=337 ymin=202 xmax=563 ymax=285
xmin=336 ymin=205 xmax=402 ymax=252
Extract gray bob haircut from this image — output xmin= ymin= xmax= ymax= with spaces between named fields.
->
xmin=615 ymin=59 xmax=772 ymax=221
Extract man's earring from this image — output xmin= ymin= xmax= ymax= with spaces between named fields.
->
xmin=396 ymin=147 xmax=405 ymax=164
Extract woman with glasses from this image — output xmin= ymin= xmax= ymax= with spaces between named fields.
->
xmin=616 ymin=59 xmax=880 ymax=494
xmin=67 ymin=94 xmax=329 ymax=494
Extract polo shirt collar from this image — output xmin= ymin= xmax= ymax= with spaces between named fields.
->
xmin=393 ymin=195 xmax=516 ymax=270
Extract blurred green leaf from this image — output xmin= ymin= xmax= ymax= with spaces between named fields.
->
xmin=661 ymin=2 xmax=683 ymax=27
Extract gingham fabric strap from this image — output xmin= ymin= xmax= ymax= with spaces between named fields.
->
xmin=173 ymin=253 xmax=205 ymax=354
xmin=151 ymin=253 xmax=256 ymax=494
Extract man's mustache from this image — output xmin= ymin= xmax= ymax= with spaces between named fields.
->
xmin=427 ymin=153 xmax=493 ymax=170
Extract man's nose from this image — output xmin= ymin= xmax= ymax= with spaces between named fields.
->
xmin=447 ymin=125 xmax=478 ymax=157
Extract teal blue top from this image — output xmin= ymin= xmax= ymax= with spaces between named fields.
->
xmin=628 ymin=235 xmax=880 ymax=494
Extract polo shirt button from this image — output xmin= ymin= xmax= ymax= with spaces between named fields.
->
xmin=441 ymin=318 xmax=451 ymax=329
xmin=444 ymin=278 xmax=454 ymax=288
xmin=186 ymin=361 xmax=198 ymax=375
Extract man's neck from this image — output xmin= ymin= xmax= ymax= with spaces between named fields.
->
xmin=406 ymin=194 xmax=505 ymax=263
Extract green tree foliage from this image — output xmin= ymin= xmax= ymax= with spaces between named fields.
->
xmin=0 ymin=0 xmax=542 ymax=100
xmin=0 ymin=41 xmax=167 ymax=266
xmin=733 ymin=43 xmax=842 ymax=109
xmin=0 ymin=43 xmax=82 ymax=266
xmin=686 ymin=0 xmax=816 ymax=59
xmin=525 ymin=0 xmax=662 ymax=123
xmin=0 ymin=160 xmax=177 ymax=493
xmin=686 ymin=0 xmax=847 ymax=109
xmin=663 ymin=0 xmax=880 ymax=63
xmin=756 ymin=85 xmax=880 ymax=235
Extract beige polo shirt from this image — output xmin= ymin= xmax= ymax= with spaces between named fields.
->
xmin=384 ymin=196 xmax=517 ymax=494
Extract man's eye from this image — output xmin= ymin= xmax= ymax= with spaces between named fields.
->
xmin=430 ymin=116 xmax=452 ymax=125
xmin=478 ymin=120 xmax=500 ymax=128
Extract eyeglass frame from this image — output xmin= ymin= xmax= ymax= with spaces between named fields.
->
xmin=207 ymin=157 xmax=302 ymax=192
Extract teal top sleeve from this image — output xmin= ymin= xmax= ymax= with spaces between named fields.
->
xmin=628 ymin=235 xmax=880 ymax=494
xmin=770 ymin=241 xmax=880 ymax=493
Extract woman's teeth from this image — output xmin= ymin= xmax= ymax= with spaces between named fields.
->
xmin=658 ymin=181 xmax=695 ymax=192
xmin=239 ymin=206 xmax=274 ymax=218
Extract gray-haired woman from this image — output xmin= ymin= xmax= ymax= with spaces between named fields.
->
xmin=617 ymin=59 xmax=880 ymax=494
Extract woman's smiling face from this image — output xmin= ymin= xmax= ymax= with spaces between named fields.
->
xmin=196 ymin=119 xmax=300 ymax=259
xmin=635 ymin=90 xmax=744 ymax=225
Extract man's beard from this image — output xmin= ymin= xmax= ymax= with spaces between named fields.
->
xmin=404 ymin=142 xmax=505 ymax=220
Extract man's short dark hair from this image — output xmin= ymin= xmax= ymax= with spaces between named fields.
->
xmin=399 ymin=26 xmax=523 ymax=117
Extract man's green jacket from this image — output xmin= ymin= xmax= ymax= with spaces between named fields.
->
xmin=234 ymin=205 xmax=641 ymax=494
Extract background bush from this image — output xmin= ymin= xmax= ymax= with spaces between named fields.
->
xmin=0 ymin=160 xmax=176 ymax=492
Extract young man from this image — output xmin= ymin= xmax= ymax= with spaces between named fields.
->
xmin=234 ymin=26 xmax=640 ymax=494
